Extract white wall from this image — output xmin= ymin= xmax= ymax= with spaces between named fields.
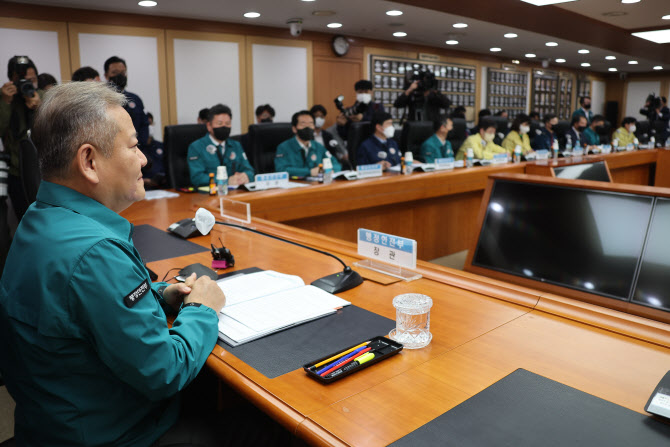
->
xmin=625 ymin=80 xmax=661 ymax=121
xmin=78 ymin=33 xmax=162 ymax=135
xmin=0 ymin=27 xmax=62 ymax=82
xmin=252 ymin=44 xmax=307 ymax=123
xmin=173 ymin=38 xmax=241 ymax=134
xmin=591 ymin=80 xmax=606 ymax=116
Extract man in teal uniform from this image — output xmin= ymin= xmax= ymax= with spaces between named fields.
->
xmin=572 ymin=96 xmax=594 ymax=125
xmin=275 ymin=110 xmax=342 ymax=177
xmin=583 ymin=114 xmax=605 ymax=146
xmin=188 ymin=103 xmax=254 ymax=186
xmin=420 ymin=114 xmax=454 ymax=163
xmin=0 ymin=82 xmax=226 ymax=446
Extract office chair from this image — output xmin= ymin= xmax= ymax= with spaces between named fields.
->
xmin=163 ymin=124 xmax=207 ymax=189
xmin=248 ymin=123 xmax=294 ymax=174
xmin=347 ymin=121 xmax=372 ymax=166
xmin=597 ymin=121 xmax=612 ymax=145
xmin=530 ymin=120 xmax=542 ymax=139
xmin=651 ymin=119 xmax=668 ymax=146
xmin=635 ymin=120 xmax=651 ymax=144
xmin=400 ymin=121 xmax=434 ymax=162
xmin=19 ymin=138 xmax=41 ymax=205
xmin=448 ymin=117 xmax=467 ymax=154
xmin=553 ymin=120 xmax=570 ymax=148
xmin=489 ymin=116 xmax=510 ymax=145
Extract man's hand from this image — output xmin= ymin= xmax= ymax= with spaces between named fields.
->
xmin=228 ymin=172 xmax=249 ymax=186
xmin=183 ymin=275 xmax=226 ymax=313
xmin=1 ymin=82 xmax=16 ymax=105
xmin=310 ymin=166 xmax=320 ymax=177
xmin=350 ymin=113 xmax=363 ymax=122
xmin=381 ymin=160 xmax=391 ymax=171
xmin=162 ymin=272 xmax=196 ymax=312
xmin=405 ymin=80 xmax=419 ymax=96
xmin=336 ymin=113 xmax=347 ymax=126
xmin=25 ymin=91 xmax=41 ymax=110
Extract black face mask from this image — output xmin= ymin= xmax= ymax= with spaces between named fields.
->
xmin=577 ymin=126 xmax=586 ymax=132
xmin=583 ymin=103 xmax=591 ymax=110
xmin=297 ymin=127 xmax=314 ymax=141
xmin=260 ymin=117 xmax=273 ymax=123
xmin=108 ymin=74 xmax=127 ymax=91
xmin=213 ymin=126 xmax=231 ymax=142
xmin=595 ymin=125 xmax=605 ymax=133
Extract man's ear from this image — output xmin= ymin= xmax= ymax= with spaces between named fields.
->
xmin=75 ymin=144 xmax=101 ymax=185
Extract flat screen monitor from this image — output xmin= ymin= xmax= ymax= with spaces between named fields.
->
xmin=472 ymin=180 xmax=653 ymax=301
xmin=553 ymin=162 xmax=611 ymax=182
xmin=632 ymin=197 xmax=670 ymax=311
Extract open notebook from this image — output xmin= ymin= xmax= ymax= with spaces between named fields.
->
xmin=216 ymin=270 xmax=351 ymax=346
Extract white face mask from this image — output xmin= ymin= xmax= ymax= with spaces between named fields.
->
xmin=383 ymin=125 xmax=395 ymax=139
xmin=148 ymin=124 xmax=155 ymax=137
xmin=483 ymin=132 xmax=495 ymax=143
xmin=629 ymin=125 xmax=637 ymax=133
xmin=314 ymin=117 xmax=325 ymax=129
xmin=519 ymin=125 xmax=530 ymax=135
xmin=357 ymin=93 xmax=372 ymax=104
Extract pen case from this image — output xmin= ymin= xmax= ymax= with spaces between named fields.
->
xmin=303 ymin=336 xmax=403 ymax=384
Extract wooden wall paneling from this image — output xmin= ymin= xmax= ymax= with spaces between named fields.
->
xmin=604 ymin=77 xmax=627 ymax=125
xmin=0 ymin=17 xmax=71 ymax=82
xmin=312 ymin=58 xmax=362 ymax=129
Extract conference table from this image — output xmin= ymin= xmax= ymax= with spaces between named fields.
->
xmin=122 ymin=169 xmax=670 ymax=445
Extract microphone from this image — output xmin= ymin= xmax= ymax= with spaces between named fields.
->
xmin=194 ymin=209 xmax=364 ymax=294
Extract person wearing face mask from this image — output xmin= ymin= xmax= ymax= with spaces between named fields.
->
xmin=394 ymin=71 xmax=451 ymax=122
xmin=420 ymin=114 xmax=454 ymax=163
xmin=566 ymin=115 xmax=587 ymax=150
xmin=532 ymin=114 xmax=558 ymax=150
xmin=349 ymin=80 xmax=385 ymax=123
xmin=141 ymin=112 xmax=167 ymax=189
xmin=455 ymin=118 xmax=507 ymax=161
xmin=187 ymin=104 xmax=254 ymax=187
xmin=275 ymin=110 xmax=342 ymax=178
xmin=0 ymin=55 xmax=44 ymax=221
xmin=356 ymin=111 xmax=401 ymax=169
xmin=310 ymin=104 xmax=349 ymax=168
xmin=612 ymin=117 xmax=638 ymax=147
xmin=104 ymin=56 xmax=150 ymax=150
xmin=502 ymin=114 xmax=533 ymax=156
xmin=583 ymin=115 xmax=606 ymax=147
xmin=255 ymin=104 xmax=275 ymax=123
xmin=572 ymin=96 xmax=593 ymax=125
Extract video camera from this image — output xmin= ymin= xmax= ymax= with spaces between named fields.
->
xmin=406 ymin=70 xmax=437 ymax=95
xmin=645 ymin=93 xmax=662 ymax=111
xmin=14 ymin=79 xmax=36 ymax=99
xmin=334 ymin=95 xmax=368 ymax=118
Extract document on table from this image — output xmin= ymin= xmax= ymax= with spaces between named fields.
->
xmin=216 ymin=270 xmax=350 ymax=346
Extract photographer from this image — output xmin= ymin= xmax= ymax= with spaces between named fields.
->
xmin=338 ymin=79 xmax=384 ymax=123
xmin=0 ymin=55 xmax=43 ymax=221
xmin=394 ymin=70 xmax=451 ymax=122
xmin=640 ymin=94 xmax=664 ymax=123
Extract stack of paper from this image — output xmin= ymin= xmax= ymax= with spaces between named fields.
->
xmin=217 ymin=270 xmax=350 ymax=346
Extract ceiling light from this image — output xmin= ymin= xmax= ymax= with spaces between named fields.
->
xmin=302 ymin=0 xmax=316 ymax=1
xmin=393 ymin=31 xmax=407 ymax=37
xmin=504 ymin=33 xmax=518 ymax=38
xmin=654 ymin=66 xmax=663 ymax=70
xmin=525 ymin=53 xmax=536 ymax=58
xmin=386 ymin=10 xmax=403 ymax=16
xmin=490 ymin=47 xmax=502 ymax=52
xmin=512 ymin=60 xmax=520 ymax=64
xmin=663 ymin=15 xmax=670 ymax=20
xmin=327 ymin=23 xmax=342 ymax=28
xmin=605 ymin=55 xmax=616 ymax=60
xmin=621 ymin=0 xmax=641 ymax=3
xmin=546 ymin=42 xmax=558 ymax=46
xmin=609 ymin=68 xmax=618 ymax=72
xmin=138 ymin=0 xmax=157 ymax=6
xmin=555 ymin=58 xmax=566 ymax=63
xmin=453 ymin=23 xmax=468 ymax=28
xmin=581 ymin=63 xmax=591 ymax=67
xmin=446 ymin=40 xmax=459 ymax=45
xmin=578 ymin=49 xmax=590 ymax=54
xmin=244 ymin=12 xmax=260 ymax=18
xmin=632 ymin=29 xmax=670 ymax=44
xmin=629 ymin=60 xmax=638 ymax=64
xmin=520 ymin=0 xmax=578 ymax=5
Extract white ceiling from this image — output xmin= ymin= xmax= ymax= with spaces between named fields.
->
xmin=10 ymin=0 xmax=668 ymax=73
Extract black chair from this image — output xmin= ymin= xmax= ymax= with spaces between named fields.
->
xmin=597 ymin=121 xmax=612 ymax=145
xmin=248 ymin=123 xmax=294 ymax=174
xmin=489 ymin=116 xmax=510 ymax=145
xmin=448 ymin=117 xmax=467 ymax=154
xmin=651 ymin=119 xmax=668 ymax=146
xmin=530 ymin=120 xmax=542 ymax=139
xmin=347 ymin=121 xmax=372 ymax=166
xmin=635 ymin=120 xmax=651 ymax=144
xmin=400 ymin=121 xmax=434 ymax=162
xmin=163 ymin=124 xmax=206 ymax=189
xmin=19 ymin=138 xmax=41 ymax=205
xmin=553 ymin=120 xmax=571 ymax=148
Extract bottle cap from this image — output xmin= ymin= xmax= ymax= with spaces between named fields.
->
xmin=216 ymin=166 xmax=228 ymax=180
xmin=404 ymin=151 xmax=413 ymax=162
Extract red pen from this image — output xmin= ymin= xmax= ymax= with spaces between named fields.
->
xmin=319 ymin=347 xmax=372 ymax=377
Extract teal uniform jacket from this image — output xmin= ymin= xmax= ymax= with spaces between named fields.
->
xmin=187 ymin=134 xmax=254 ymax=186
xmin=275 ymin=137 xmax=342 ymax=177
xmin=572 ymin=108 xmax=593 ymax=124
xmin=0 ymin=181 xmax=219 ymax=446
xmin=420 ymin=134 xmax=453 ymax=163
xmin=583 ymin=127 xmax=600 ymax=145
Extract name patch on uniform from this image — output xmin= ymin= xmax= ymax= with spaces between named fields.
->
xmin=124 ymin=279 xmax=150 ymax=308
xmin=189 ymin=156 xmax=199 ymax=161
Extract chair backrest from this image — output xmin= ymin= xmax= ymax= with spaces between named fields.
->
xmin=553 ymin=120 xmax=571 ymax=147
xmin=530 ymin=120 xmax=542 ymax=139
xmin=400 ymin=121 xmax=434 ymax=162
xmin=248 ymin=123 xmax=294 ymax=174
xmin=489 ymin=116 xmax=510 ymax=145
xmin=597 ymin=120 xmax=612 ymax=144
xmin=347 ymin=121 xmax=372 ymax=165
xmin=635 ymin=120 xmax=651 ymax=143
xmin=19 ymin=138 xmax=41 ymax=205
xmin=163 ymin=124 xmax=207 ymax=189
xmin=448 ymin=117 xmax=467 ymax=152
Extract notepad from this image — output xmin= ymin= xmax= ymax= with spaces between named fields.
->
xmin=216 ymin=271 xmax=351 ymax=346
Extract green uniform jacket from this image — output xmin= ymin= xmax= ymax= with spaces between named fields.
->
xmin=501 ymin=130 xmax=533 ymax=155
xmin=420 ymin=134 xmax=453 ymax=163
xmin=187 ymin=134 xmax=254 ymax=186
xmin=613 ymin=127 xmax=636 ymax=147
xmin=0 ymin=181 xmax=219 ymax=446
xmin=274 ymin=137 xmax=342 ymax=177
xmin=0 ymin=90 xmax=44 ymax=176
xmin=455 ymin=134 xmax=507 ymax=160
xmin=583 ymin=127 xmax=600 ymax=145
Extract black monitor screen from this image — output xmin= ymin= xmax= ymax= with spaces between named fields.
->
xmin=632 ymin=198 xmax=670 ymax=311
xmin=554 ymin=162 xmax=610 ymax=182
xmin=472 ymin=181 xmax=653 ymax=301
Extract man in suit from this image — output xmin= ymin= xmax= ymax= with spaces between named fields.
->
xmin=310 ymin=104 xmax=349 ymax=167
xmin=572 ymin=96 xmax=593 ymax=125
xmin=532 ymin=114 xmax=558 ymax=150
xmin=357 ymin=111 xmax=401 ymax=169
xmin=566 ymin=115 xmax=587 ymax=150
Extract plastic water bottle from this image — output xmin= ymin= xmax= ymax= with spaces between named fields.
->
xmin=322 ymin=158 xmax=333 ymax=184
xmin=216 ymin=166 xmax=228 ymax=196
xmin=634 ymin=138 xmax=639 ymax=150
xmin=612 ymin=138 xmax=619 ymax=151
xmin=513 ymin=145 xmax=522 ymax=163
xmin=566 ymin=135 xmax=572 ymax=152
xmin=666 ymin=137 xmax=670 ymax=149
xmin=404 ymin=151 xmax=413 ymax=174
xmin=466 ymin=148 xmax=474 ymax=168
xmin=650 ymin=136 xmax=656 ymax=148
xmin=552 ymin=139 xmax=559 ymax=159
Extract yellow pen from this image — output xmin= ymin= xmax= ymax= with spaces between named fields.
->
xmin=313 ymin=341 xmax=370 ymax=368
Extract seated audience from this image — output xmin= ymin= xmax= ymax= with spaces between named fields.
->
xmin=72 ymin=66 xmax=100 ymax=82
xmin=420 ymin=114 xmax=454 ymax=163
xmin=255 ymin=104 xmax=275 ymax=123
xmin=356 ymin=111 xmax=401 ymax=170
xmin=532 ymin=113 xmax=558 ymax=150
xmin=197 ymin=107 xmax=209 ymax=124
xmin=37 ymin=73 xmax=57 ymax=91
xmin=142 ymin=112 xmax=167 ymax=189
xmin=529 ymin=111 xmax=540 ymax=121
xmin=566 ymin=115 xmax=587 ymax=149
xmin=502 ymin=113 xmax=533 ymax=155
xmin=583 ymin=114 xmax=605 ymax=146
xmin=456 ymin=118 xmax=506 ymax=160
xmin=612 ymin=117 xmax=637 ymax=147
xmin=311 ymin=104 xmax=347 ymax=164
